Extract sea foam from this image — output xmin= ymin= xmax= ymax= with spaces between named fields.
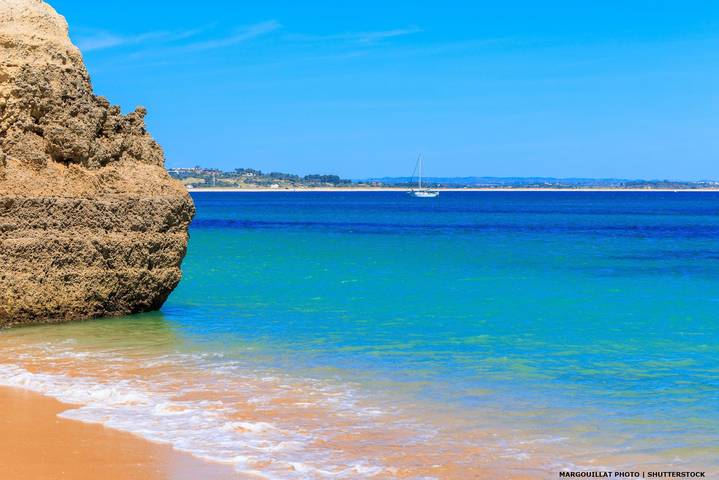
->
xmin=0 ymin=358 xmax=396 ymax=479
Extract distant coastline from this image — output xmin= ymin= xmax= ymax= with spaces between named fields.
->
xmin=170 ymin=167 xmax=719 ymax=191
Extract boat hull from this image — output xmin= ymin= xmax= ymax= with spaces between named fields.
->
xmin=407 ymin=190 xmax=440 ymax=198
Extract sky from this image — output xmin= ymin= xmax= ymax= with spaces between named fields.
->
xmin=51 ymin=0 xmax=719 ymax=179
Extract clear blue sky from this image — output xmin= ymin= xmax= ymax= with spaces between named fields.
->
xmin=52 ymin=0 xmax=718 ymax=179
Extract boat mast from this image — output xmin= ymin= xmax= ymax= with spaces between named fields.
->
xmin=418 ymin=154 xmax=423 ymax=190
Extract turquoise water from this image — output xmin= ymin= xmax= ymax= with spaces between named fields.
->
xmin=172 ymin=192 xmax=719 ymax=464
xmin=2 ymin=191 xmax=718 ymax=476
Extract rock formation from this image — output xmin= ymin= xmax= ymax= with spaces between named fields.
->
xmin=0 ymin=0 xmax=195 ymax=327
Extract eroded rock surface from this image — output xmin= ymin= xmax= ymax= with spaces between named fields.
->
xmin=0 ymin=0 xmax=195 ymax=327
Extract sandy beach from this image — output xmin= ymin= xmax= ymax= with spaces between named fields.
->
xmin=0 ymin=387 xmax=239 ymax=480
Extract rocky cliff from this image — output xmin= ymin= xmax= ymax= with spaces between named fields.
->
xmin=0 ymin=0 xmax=195 ymax=327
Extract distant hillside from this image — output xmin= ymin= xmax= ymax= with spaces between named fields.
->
xmin=367 ymin=176 xmax=628 ymax=186
xmin=168 ymin=167 xmax=354 ymax=189
xmin=363 ymin=176 xmax=719 ymax=188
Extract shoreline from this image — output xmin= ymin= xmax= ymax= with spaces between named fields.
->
xmin=188 ymin=187 xmax=719 ymax=193
xmin=0 ymin=386 xmax=239 ymax=480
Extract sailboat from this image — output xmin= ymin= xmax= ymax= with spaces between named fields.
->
xmin=407 ymin=155 xmax=440 ymax=198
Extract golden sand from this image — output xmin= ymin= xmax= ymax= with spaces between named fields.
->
xmin=0 ymin=387 xmax=240 ymax=480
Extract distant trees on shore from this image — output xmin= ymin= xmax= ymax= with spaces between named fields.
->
xmin=169 ymin=167 xmax=353 ymax=188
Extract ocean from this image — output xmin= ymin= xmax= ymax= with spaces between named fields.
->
xmin=1 ymin=191 xmax=718 ymax=478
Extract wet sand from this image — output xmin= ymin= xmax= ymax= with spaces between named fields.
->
xmin=0 ymin=387 xmax=240 ymax=480
xmin=0 ymin=326 xmax=584 ymax=479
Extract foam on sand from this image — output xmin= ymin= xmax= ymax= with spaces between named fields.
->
xmin=0 ymin=336 xmax=616 ymax=479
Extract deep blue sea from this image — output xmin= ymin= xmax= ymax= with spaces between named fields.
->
xmin=2 ymin=192 xmax=718 ymax=478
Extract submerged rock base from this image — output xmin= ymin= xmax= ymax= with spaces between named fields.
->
xmin=0 ymin=197 xmax=194 ymax=326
